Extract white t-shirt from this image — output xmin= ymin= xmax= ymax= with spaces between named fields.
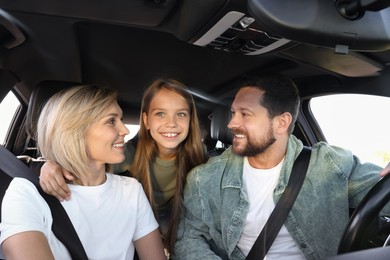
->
xmin=0 ymin=174 xmax=158 ymax=259
xmin=238 ymin=157 xmax=305 ymax=260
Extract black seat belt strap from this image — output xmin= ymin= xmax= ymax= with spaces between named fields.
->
xmin=0 ymin=145 xmax=88 ymax=260
xmin=246 ymin=146 xmax=311 ymax=260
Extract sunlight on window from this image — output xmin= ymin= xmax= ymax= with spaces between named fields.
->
xmin=125 ymin=124 xmax=140 ymax=142
xmin=0 ymin=91 xmax=20 ymax=144
xmin=310 ymin=94 xmax=390 ymax=168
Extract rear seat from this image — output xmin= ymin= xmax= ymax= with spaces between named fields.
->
xmin=208 ymin=104 xmax=232 ymax=156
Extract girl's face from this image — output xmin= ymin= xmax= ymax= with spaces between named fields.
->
xmin=87 ymin=102 xmax=129 ymax=170
xmin=143 ymin=89 xmax=190 ymax=159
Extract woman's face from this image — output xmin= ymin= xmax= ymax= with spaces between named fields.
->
xmin=143 ymin=89 xmax=190 ymax=159
xmin=87 ymin=102 xmax=129 ymax=168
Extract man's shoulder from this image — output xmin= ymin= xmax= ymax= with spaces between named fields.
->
xmin=312 ymin=141 xmax=354 ymax=160
xmin=188 ymin=147 xmax=242 ymax=182
xmin=195 ymin=147 xmax=232 ymax=167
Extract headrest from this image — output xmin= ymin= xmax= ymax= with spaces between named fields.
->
xmin=210 ymin=104 xmax=232 ymax=145
xmin=25 ymin=81 xmax=80 ymax=141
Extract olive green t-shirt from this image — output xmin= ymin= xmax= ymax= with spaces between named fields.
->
xmin=151 ymin=157 xmax=176 ymax=212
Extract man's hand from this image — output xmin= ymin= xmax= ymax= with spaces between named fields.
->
xmin=380 ymin=162 xmax=390 ymax=177
xmin=39 ymin=161 xmax=74 ymax=201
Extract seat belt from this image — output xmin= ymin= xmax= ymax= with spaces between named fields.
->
xmin=246 ymin=146 xmax=311 ymax=260
xmin=0 ymin=145 xmax=88 ymax=260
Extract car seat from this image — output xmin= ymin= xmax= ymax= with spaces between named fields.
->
xmin=209 ymin=104 xmax=232 ymax=156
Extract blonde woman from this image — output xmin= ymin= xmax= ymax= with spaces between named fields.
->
xmin=0 ymin=85 xmax=165 ymax=260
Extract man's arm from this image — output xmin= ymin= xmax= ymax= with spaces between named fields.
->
xmin=173 ymin=172 xmax=222 ymax=260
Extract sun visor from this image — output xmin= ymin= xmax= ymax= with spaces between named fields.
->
xmin=247 ymin=0 xmax=390 ymax=52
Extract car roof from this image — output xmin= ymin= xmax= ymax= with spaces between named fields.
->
xmin=0 ymin=0 xmax=389 ymax=123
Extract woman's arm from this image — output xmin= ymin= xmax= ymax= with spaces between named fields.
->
xmin=134 ymin=229 xmax=166 ymax=260
xmin=2 ymin=231 xmax=54 ymax=260
xmin=39 ymin=160 xmax=74 ymax=201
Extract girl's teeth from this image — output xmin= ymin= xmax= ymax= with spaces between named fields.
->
xmin=163 ymin=133 xmax=178 ymax=137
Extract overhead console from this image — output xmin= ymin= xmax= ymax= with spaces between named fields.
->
xmin=192 ymin=11 xmax=295 ymax=55
xmin=184 ymin=0 xmax=387 ymax=77
xmin=247 ymin=0 xmax=390 ymax=52
xmin=170 ymin=0 xmax=295 ymax=55
xmin=187 ymin=0 xmax=390 ymax=55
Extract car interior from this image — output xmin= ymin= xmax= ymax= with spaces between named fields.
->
xmin=1 ymin=0 xmax=390 ymax=259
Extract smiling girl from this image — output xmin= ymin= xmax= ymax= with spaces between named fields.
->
xmin=128 ymin=79 xmax=207 ymax=255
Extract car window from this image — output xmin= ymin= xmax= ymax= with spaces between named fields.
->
xmin=310 ymin=94 xmax=390 ymax=168
xmin=125 ymin=124 xmax=140 ymax=142
xmin=0 ymin=89 xmax=139 ymax=145
xmin=0 ymin=91 xmax=21 ymax=144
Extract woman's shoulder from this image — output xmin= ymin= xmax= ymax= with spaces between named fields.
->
xmin=109 ymin=174 xmax=142 ymax=189
xmin=3 ymin=178 xmax=49 ymax=215
xmin=7 ymin=177 xmax=40 ymax=196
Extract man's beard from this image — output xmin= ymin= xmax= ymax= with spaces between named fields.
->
xmin=232 ymin=128 xmax=276 ymax=157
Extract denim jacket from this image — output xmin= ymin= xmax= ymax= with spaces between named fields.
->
xmin=174 ymin=135 xmax=386 ymax=260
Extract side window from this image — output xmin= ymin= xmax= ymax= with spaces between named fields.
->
xmin=310 ymin=94 xmax=390 ymax=168
xmin=0 ymin=91 xmax=21 ymax=144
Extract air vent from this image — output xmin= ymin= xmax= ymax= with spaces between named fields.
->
xmin=194 ymin=11 xmax=291 ymax=55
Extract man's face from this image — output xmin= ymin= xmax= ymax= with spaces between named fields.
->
xmin=227 ymin=87 xmax=276 ymax=157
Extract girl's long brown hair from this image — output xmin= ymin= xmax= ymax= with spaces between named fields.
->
xmin=130 ymin=79 xmax=207 ymax=253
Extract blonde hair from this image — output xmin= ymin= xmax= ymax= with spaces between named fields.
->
xmin=37 ymin=85 xmax=118 ymax=179
xmin=131 ymin=79 xmax=207 ymax=252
